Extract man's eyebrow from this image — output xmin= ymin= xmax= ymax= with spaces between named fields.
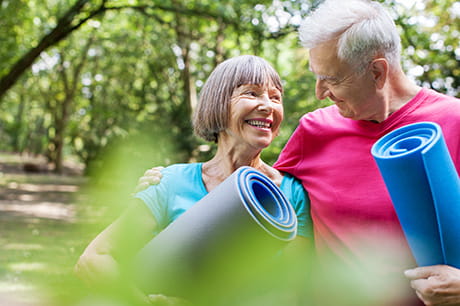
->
xmin=316 ymin=74 xmax=337 ymax=81
xmin=308 ymin=64 xmax=337 ymax=81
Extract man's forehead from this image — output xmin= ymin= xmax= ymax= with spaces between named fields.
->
xmin=309 ymin=50 xmax=349 ymax=80
xmin=308 ymin=59 xmax=339 ymax=80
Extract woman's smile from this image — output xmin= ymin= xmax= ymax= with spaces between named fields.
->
xmin=245 ymin=118 xmax=273 ymax=131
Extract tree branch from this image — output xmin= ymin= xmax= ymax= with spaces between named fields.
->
xmin=0 ymin=0 xmax=93 ymax=100
xmin=0 ymin=0 xmax=294 ymax=102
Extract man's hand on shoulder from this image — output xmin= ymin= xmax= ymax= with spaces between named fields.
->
xmin=134 ymin=166 xmax=164 ymax=193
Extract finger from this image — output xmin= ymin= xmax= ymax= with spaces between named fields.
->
xmin=137 ymin=177 xmax=161 ymax=188
xmin=410 ymin=278 xmax=430 ymax=292
xmin=134 ymin=178 xmax=160 ymax=193
xmin=144 ymin=167 xmax=164 ymax=176
xmin=134 ymin=182 xmax=150 ymax=193
xmin=410 ymin=279 xmax=444 ymax=306
xmin=148 ymin=176 xmax=161 ymax=184
xmin=138 ymin=176 xmax=160 ymax=185
xmin=405 ymin=266 xmax=441 ymax=280
xmin=414 ymin=290 xmax=429 ymax=305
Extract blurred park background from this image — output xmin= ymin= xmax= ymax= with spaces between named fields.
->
xmin=0 ymin=0 xmax=458 ymax=305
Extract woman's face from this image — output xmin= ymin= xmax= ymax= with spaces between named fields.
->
xmin=224 ymin=83 xmax=283 ymax=151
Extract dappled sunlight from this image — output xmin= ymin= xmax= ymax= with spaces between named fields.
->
xmin=9 ymin=262 xmax=47 ymax=273
xmin=7 ymin=182 xmax=80 ymax=193
xmin=0 ymin=155 xmax=94 ymax=306
xmin=17 ymin=194 xmax=35 ymax=202
xmin=0 ymin=201 xmax=76 ymax=222
xmin=3 ymin=243 xmax=44 ymax=251
xmin=0 ymin=281 xmax=36 ymax=293
xmin=0 ymin=173 xmax=80 ymax=222
xmin=0 ymin=285 xmax=50 ymax=306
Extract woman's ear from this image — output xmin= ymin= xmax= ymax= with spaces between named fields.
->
xmin=370 ymin=58 xmax=388 ymax=89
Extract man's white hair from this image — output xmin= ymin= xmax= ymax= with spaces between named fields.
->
xmin=299 ymin=0 xmax=401 ymax=72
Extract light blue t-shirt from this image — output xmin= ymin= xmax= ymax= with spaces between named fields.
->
xmin=135 ymin=163 xmax=312 ymax=238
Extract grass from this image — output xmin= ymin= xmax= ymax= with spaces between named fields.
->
xmin=0 ymin=152 xmax=113 ymax=305
xmin=0 ymin=152 xmax=415 ymax=306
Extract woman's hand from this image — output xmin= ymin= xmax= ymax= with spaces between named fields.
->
xmin=405 ymin=265 xmax=460 ymax=305
xmin=74 ymin=251 xmax=121 ymax=288
xmin=75 ymin=250 xmax=154 ymax=305
xmin=134 ymin=167 xmax=164 ymax=193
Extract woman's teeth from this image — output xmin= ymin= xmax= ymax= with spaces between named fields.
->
xmin=246 ymin=120 xmax=271 ymax=128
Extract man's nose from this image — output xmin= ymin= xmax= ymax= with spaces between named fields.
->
xmin=315 ymin=79 xmax=330 ymax=100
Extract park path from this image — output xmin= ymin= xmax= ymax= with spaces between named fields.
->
xmin=0 ymin=153 xmax=87 ymax=305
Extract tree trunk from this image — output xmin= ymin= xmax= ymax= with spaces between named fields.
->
xmin=172 ymin=0 xmax=196 ymax=159
xmin=51 ymin=33 xmax=95 ymax=173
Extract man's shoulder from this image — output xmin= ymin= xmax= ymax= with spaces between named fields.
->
xmin=417 ymin=89 xmax=460 ymax=121
xmin=300 ymin=105 xmax=339 ymax=121
xmin=422 ymin=88 xmax=460 ymax=106
xmin=297 ymin=105 xmax=343 ymax=131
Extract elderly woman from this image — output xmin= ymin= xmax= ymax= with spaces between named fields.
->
xmin=75 ymin=55 xmax=312 ymax=304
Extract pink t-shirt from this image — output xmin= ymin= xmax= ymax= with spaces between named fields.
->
xmin=275 ymin=88 xmax=460 ymax=276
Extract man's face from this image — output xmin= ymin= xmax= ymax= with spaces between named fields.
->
xmin=309 ymin=39 xmax=382 ymax=121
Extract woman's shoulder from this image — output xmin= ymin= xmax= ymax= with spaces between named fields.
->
xmin=280 ymin=172 xmax=302 ymax=186
xmin=135 ymin=163 xmax=203 ymax=203
xmin=280 ymin=172 xmax=308 ymax=199
xmin=161 ymin=163 xmax=202 ymax=178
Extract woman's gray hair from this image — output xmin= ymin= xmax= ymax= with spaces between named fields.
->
xmin=299 ymin=0 xmax=401 ymax=73
xmin=193 ymin=55 xmax=283 ymax=143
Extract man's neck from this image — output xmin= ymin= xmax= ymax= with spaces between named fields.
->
xmin=386 ymin=71 xmax=422 ymax=119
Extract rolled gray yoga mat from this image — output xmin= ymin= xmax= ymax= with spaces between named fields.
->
xmin=372 ymin=121 xmax=460 ymax=268
xmin=132 ymin=166 xmax=298 ymax=300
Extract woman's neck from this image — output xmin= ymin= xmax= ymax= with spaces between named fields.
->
xmin=204 ymin=146 xmax=264 ymax=179
xmin=201 ymin=146 xmax=281 ymax=191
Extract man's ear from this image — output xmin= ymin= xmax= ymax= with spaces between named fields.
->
xmin=370 ymin=58 xmax=388 ymax=89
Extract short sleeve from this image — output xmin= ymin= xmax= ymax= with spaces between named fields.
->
xmin=280 ymin=173 xmax=313 ymax=239
xmin=134 ymin=182 xmax=169 ymax=232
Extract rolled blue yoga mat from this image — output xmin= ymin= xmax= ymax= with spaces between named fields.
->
xmin=133 ymin=166 xmax=297 ymax=299
xmin=371 ymin=121 xmax=460 ymax=268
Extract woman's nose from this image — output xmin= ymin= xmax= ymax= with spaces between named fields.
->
xmin=257 ymin=95 xmax=273 ymax=113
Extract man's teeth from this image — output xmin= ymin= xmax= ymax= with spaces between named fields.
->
xmin=246 ymin=120 xmax=271 ymax=128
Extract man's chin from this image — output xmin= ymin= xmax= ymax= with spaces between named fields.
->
xmin=338 ymin=108 xmax=355 ymax=119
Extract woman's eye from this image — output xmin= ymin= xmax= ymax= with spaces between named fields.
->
xmin=271 ymin=95 xmax=281 ymax=103
xmin=243 ymin=91 xmax=258 ymax=97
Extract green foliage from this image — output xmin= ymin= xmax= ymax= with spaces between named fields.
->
xmin=0 ymin=0 xmax=31 ymax=76
xmin=392 ymin=0 xmax=460 ymax=96
xmin=0 ymin=0 xmax=458 ymax=172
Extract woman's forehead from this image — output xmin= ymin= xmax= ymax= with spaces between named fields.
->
xmin=235 ymin=82 xmax=281 ymax=91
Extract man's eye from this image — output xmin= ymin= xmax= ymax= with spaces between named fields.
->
xmin=317 ymin=75 xmax=339 ymax=85
xmin=329 ymin=79 xmax=340 ymax=85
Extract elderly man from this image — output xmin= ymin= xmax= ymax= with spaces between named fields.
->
xmin=273 ymin=0 xmax=460 ymax=305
